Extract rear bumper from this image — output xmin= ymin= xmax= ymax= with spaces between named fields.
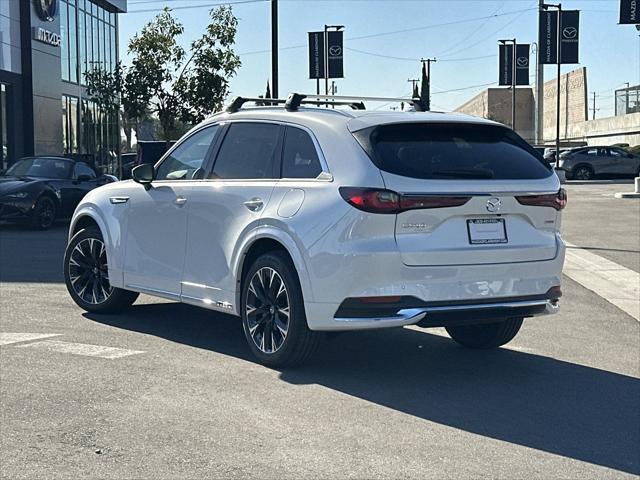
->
xmin=335 ymin=297 xmax=559 ymax=329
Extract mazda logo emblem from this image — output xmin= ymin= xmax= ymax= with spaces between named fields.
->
xmin=35 ymin=0 xmax=57 ymax=22
xmin=329 ymin=45 xmax=342 ymax=56
xmin=516 ymin=56 xmax=528 ymax=67
xmin=486 ymin=198 xmax=502 ymax=213
xmin=563 ymin=26 xmax=577 ymax=39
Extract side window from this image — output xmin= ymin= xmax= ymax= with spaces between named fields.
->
xmin=282 ymin=127 xmax=323 ymax=179
xmin=74 ymin=162 xmax=96 ymax=179
xmin=156 ymin=125 xmax=219 ymax=181
xmin=585 ymin=148 xmax=598 ymax=156
xmin=212 ymin=123 xmax=280 ymax=179
xmin=609 ymin=149 xmax=623 ymax=157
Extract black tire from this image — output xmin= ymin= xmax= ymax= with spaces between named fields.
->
xmin=572 ymin=165 xmax=594 ymax=181
xmin=241 ymin=251 xmax=324 ymax=368
xmin=30 ymin=196 xmax=56 ymax=230
xmin=445 ymin=317 xmax=524 ymax=349
xmin=64 ymin=227 xmax=139 ymax=313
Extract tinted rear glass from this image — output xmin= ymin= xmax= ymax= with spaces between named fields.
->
xmin=353 ymin=123 xmax=552 ymax=180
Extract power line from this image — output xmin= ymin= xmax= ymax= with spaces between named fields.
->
xmin=345 ymin=47 xmax=496 ymax=63
xmin=238 ymin=7 xmax=535 ymax=56
xmin=128 ymin=0 xmax=266 ymax=13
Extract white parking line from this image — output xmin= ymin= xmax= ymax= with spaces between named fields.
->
xmin=0 ymin=333 xmax=62 ymax=346
xmin=563 ymin=242 xmax=640 ymax=321
xmin=17 ymin=340 xmax=144 ymax=359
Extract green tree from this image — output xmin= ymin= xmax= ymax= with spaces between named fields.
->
xmin=419 ymin=62 xmax=429 ymax=111
xmin=265 ymin=80 xmax=272 ymax=105
xmin=125 ymin=6 xmax=240 ymax=141
xmin=412 ymin=83 xmax=419 ymax=99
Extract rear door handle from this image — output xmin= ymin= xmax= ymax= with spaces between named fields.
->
xmin=175 ymin=196 xmax=187 ymax=206
xmin=243 ymin=198 xmax=264 ymax=212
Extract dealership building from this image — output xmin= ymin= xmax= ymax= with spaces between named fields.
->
xmin=0 ymin=0 xmax=126 ymax=174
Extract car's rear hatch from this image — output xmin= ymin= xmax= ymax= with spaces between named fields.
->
xmin=351 ymin=120 xmax=563 ymax=267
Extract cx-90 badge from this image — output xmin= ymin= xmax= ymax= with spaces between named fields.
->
xmin=486 ymin=198 xmax=502 ymax=213
xmin=35 ymin=0 xmax=57 ymax=22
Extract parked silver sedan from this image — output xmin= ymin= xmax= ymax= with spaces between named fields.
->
xmin=558 ymin=146 xmax=640 ymax=180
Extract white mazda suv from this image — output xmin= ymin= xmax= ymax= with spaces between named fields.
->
xmin=64 ymin=94 xmax=566 ymax=367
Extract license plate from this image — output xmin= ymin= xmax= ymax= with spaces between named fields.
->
xmin=467 ymin=219 xmax=507 ymax=244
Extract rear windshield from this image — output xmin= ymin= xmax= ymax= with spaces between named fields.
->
xmin=353 ymin=123 xmax=552 ymax=180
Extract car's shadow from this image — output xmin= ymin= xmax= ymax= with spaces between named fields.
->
xmin=85 ymin=302 xmax=640 ymax=475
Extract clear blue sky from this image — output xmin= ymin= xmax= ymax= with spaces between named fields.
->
xmin=120 ymin=0 xmax=640 ymax=117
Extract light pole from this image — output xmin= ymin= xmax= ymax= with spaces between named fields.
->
xmin=324 ymin=25 xmax=344 ymax=97
xmin=499 ymin=39 xmax=517 ymax=132
xmin=543 ymin=3 xmax=562 ymax=160
xmin=271 ymin=0 xmax=278 ymax=99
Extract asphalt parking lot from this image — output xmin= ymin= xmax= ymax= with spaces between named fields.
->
xmin=1 ymin=181 xmax=639 ymax=479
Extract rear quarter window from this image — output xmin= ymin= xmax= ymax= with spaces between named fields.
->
xmin=353 ymin=123 xmax=552 ymax=180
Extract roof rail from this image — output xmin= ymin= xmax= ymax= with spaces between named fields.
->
xmin=225 ymin=93 xmax=423 ymax=113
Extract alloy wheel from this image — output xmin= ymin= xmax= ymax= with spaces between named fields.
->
xmin=68 ymin=237 xmax=113 ymax=304
xmin=574 ymin=167 xmax=592 ymax=180
xmin=38 ymin=200 xmax=55 ymax=228
xmin=245 ymin=267 xmax=290 ymax=354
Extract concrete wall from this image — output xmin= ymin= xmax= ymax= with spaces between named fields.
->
xmin=454 ymin=88 xmax=534 ymax=142
xmin=541 ymin=67 xmax=588 ymax=142
xmin=562 ymin=112 xmax=640 ymax=147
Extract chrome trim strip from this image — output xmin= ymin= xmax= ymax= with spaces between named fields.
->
xmin=180 ymin=281 xmax=221 ymax=291
xmin=125 ymin=284 xmax=181 ymax=301
xmin=334 ymin=300 xmax=558 ymax=323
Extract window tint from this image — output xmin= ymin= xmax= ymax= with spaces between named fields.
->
xmin=282 ymin=127 xmax=323 ymax=178
xmin=212 ymin=123 xmax=280 ymax=179
xmin=353 ymin=123 xmax=552 ymax=180
xmin=156 ymin=126 xmax=218 ymax=180
xmin=74 ymin=162 xmax=96 ymax=179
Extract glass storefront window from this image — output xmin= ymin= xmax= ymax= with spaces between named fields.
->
xmin=69 ymin=4 xmax=78 ymax=83
xmin=60 ymin=2 xmax=69 ymax=81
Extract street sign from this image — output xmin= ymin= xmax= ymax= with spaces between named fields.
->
xmin=619 ymin=0 xmax=638 ymax=24
xmin=498 ymin=44 xmax=530 ymax=86
xmin=539 ymin=10 xmax=580 ymax=64
xmin=308 ymin=32 xmax=324 ymax=79
xmin=327 ymin=30 xmax=344 ymax=78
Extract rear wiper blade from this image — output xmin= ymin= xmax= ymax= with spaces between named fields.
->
xmin=431 ymin=168 xmax=494 ymax=179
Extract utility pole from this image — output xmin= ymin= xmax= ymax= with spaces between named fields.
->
xmin=420 ymin=58 xmax=437 ymax=110
xmin=590 ymin=91 xmax=598 ymax=120
xmin=407 ymin=78 xmax=419 ymax=96
xmin=271 ymin=0 xmax=278 ymax=98
xmin=536 ymin=0 xmax=545 ymax=145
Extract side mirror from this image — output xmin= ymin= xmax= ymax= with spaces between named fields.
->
xmin=132 ymin=163 xmax=154 ymax=189
xmin=76 ymin=174 xmax=92 ymax=183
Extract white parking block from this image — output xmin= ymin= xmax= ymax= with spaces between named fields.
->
xmin=0 ymin=333 xmax=62 ymax=346
xmin=17 ymin=340 xmax=144 ymax=359
xmin=563 ymin=242 xmax=640 ymax=321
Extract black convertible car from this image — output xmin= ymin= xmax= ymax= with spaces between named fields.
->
xmin=0 ymin=156 xmax=117 ymax=230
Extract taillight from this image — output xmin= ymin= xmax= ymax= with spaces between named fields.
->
xmin=339 ymin=187 xmax=471 ymax=214
xmin=516 ymin=188 xmax=567 ymax=210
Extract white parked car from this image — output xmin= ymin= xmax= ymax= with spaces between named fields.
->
xmin=64 ymin=94 xmax=566 ymax=367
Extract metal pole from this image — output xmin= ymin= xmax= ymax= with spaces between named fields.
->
xmin=555 ymin=4 xmax=562 ymax=160
xmin=316 ymin=79 xmax=319 ymax=96
xmin=271 ymin=0 xmax=278 ymax=98
xmin=324 ymin=25 xmax=329 ymax=97
xmin=511 ymin=39 xmax=517 ymax=132
xmin=592 ymin=91 xmax=596 ymax=120
xmin=536 ymin=0 xmax=545 ymax=144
